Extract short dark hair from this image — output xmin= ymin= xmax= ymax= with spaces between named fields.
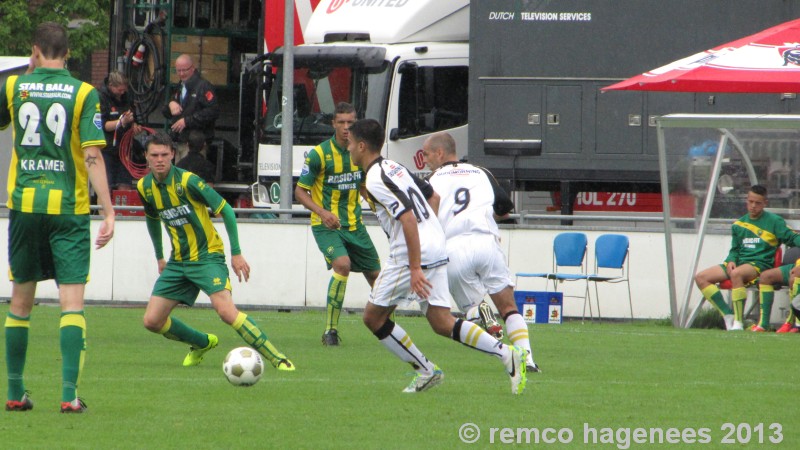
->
xmin=750 ymin=185 xmax=768 ymax=198
xmin=145 ymin=131 xmax=175 ymax=152
xmin=349 ymin=119 xmax=384 ymax=153
xmin=187 ymin=130 xmax=206 ymax=153
xmin=427 ymin=132 xmax=456 ymax=156
xmin=334 ymin=102 xmax=356 ymax=117
xmin=34 ymin=22 xmax=69 ymax=60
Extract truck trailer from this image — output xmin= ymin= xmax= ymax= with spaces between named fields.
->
xmin=468 ymin=0 xmax=800 ymax=213
xmin=110 ymin=0 xmax=800 ymax=213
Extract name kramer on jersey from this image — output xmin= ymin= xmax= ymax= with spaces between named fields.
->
xmin=160 ymin=204 xmax=191 ymax=227
xmin=21 ymin=159 xmax=66 ymax=172
xmin=327 ymin=171 xmax=362 ymax=190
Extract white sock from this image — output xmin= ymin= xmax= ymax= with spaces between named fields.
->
xmin=455 ymin=319 xmax=509 ymax=362
xmin=505 ymin=313 xmax=534 ymax=364
xmin=379 ymin=322 xmax=435 ymax=375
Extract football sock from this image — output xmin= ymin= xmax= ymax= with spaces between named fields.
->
xmin=452 ymin=318 xmax=507 ymax=360
xmin=232 ymin=312 xmax=287 ymax=367
xmin=791 ymin=280 xmax=800 ymax=326
xmin=758 ymin=285 xmax=774 ymax=329
xmin=60 ymin=312 xmax=86 ymax=403
xmin=159 ymin=316 xmax=209 ymax=348
xmin=701 ymin=285 xmax=733 ymax=315
xmin=731 ymin=287 xmax=746 ymax=323
xmin=373 ymin=319 xmax=435 ymax=375
xmin=325 ymin=273 xmax=347 ymax=332
xmin=791 ymin=304 xmax=800 ymax=323
xmin=5 ymin=313 xmax=29 ymax=402
xmin=504 ymin=312 xmax=533 ymax=363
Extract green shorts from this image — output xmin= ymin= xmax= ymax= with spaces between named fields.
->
xmin=151 ymin=255 xmax=232 ymax=305
xmin=776 ymin=264 xmax=792 ymax=285
xmin=718 ymin=261 xmax=764 ymax=287
xmin=312 ymin=224 xmax=381 ymax=273
xmin=8 ymin=210 xmax=90 ymax=284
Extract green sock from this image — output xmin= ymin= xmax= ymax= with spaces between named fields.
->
xmin=232 ymin=312 xmax=286 ymax=367
xmin=701 ymin=285 xmax=733 ymax=315
xmin=791 ymin=280 xmax=800 ymax=326
xmin=158 ymin=316 xmax=208 ymax=348
xmin=731 ymin=287 xmax=746 ymax=323
xmin=60 ymin=312 xmax=86 ymax=403
xmin=325 ymin=273 xmax=348 ymax=332
xmin=758 ymin=285 xmax=774 ymax=329
xmin=5 ymin=313 xmax=30 ymax=401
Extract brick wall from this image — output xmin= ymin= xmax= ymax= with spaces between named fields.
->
xmin=91 ymin=49 xmax=109 ymax=88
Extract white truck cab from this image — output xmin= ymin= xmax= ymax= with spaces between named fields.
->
xmin=253 ymin=0 xmax=469 ymax=207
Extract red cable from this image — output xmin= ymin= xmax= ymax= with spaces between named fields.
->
xmin=118 ymin=126 xmax=154 ymax=180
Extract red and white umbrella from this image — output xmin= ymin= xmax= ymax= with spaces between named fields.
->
xmin=603 ymin=17 xmax=800 ymax=93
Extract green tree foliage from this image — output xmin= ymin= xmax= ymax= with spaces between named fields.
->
xmin=0 ymin=0 xmax=110 ymax=61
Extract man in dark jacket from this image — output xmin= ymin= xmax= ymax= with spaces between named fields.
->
xmin=162 ymin=54 xmax=219 ymax=161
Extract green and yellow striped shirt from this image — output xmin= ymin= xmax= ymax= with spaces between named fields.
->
xmin=726 ymin=210 xmax=800 ymax=270
xmin=297 ymin=136 xmax=364 ymax=230
xmin=0 ymin=68 xmax=106 ymax=215
xmin=137 ymin=166 xmax=227 ymax=262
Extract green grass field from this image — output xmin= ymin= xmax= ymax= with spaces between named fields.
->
xmin=0 ymin=304 xmax=795 ymax=449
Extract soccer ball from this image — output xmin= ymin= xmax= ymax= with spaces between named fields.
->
xmin=222 ymin=347 xmax=264 ymax=386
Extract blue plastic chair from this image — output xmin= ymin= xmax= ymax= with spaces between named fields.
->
xmin=587 ymin=234 xmax=632 ymax=321
xmin=516 ymin=232 xmax=593 ymax=320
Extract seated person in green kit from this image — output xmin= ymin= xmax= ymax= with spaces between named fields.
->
xmin=751 ymin=246 xmax=800 ymax=332
xmin=694 ymin=185 xmax=800 ymax=330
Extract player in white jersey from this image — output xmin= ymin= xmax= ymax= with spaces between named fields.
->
xmin=347 ymin=119 xmax=527 ymax=395
xmin=424 ymin=132 xmax=540 ymax=373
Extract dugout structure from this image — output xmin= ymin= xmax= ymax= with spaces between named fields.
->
xmin=657 ymin=114 xmax=800 ymax=327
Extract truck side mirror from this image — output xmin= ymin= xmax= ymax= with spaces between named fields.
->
xmin=398 ymin=61 xmax=418 ymax=75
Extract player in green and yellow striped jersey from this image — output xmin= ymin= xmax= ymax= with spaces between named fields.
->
xmin=695 ymin=185 xmax=800 ymax=330
xmin=1 ymin=22 xmax=115 ymax=414
xmin=295 ymin=102 xmax=380 ymax=346
xmin=138 ymin=132 xmax=294 ymax=371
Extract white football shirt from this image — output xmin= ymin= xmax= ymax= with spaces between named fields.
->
xmin=428 ymin=161 xmax=514 ymax=240
xmin=364 ymin=157 xmax=447 ymax=267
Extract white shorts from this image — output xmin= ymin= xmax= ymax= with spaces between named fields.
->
xmin=369 ymin=263 xmax=452 ymax=309
xmin=446 ymin=234 xmax=514 ymax=312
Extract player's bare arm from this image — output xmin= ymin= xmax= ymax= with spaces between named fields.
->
xmin=427 ymin=191 xmax=440 ymax=216
xmin=399 ymin=210 xmax=432 ymax=299
xmin=84 ymin=145 xmax=115 ymax=248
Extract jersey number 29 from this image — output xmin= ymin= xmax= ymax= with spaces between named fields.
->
xmin=19 ymin=102 xmax=67 ymax=147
